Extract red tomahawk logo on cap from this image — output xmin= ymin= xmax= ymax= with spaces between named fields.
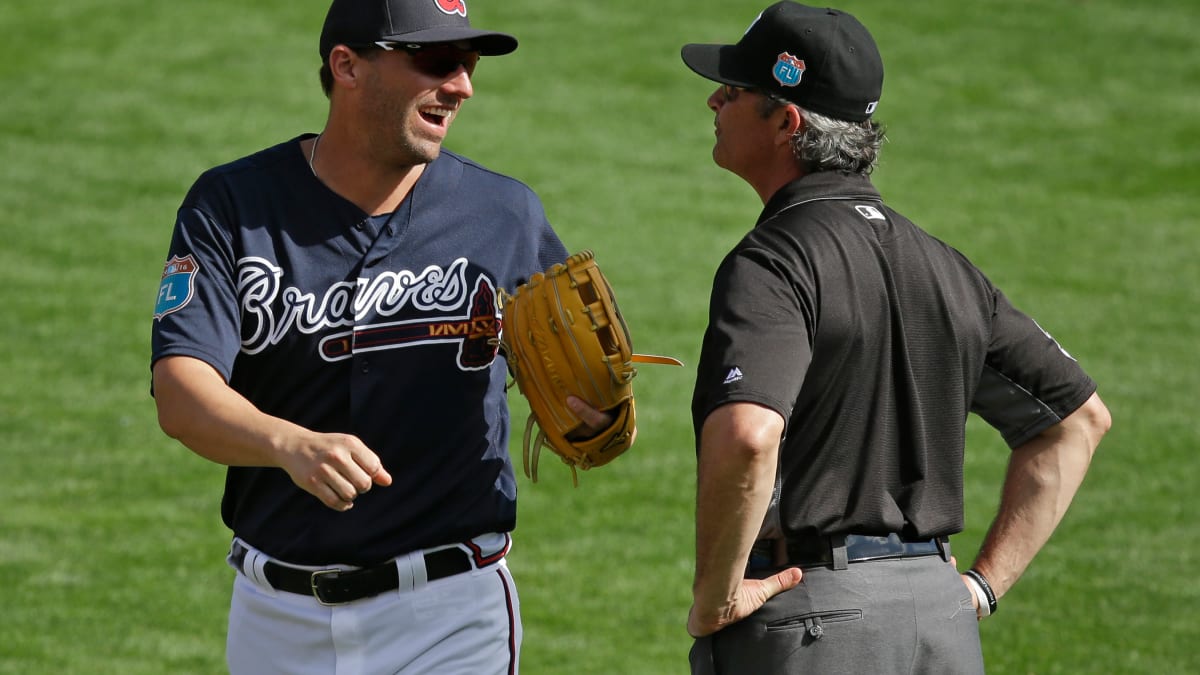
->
xmin=435 ymin=0 xmax=467 ymax=17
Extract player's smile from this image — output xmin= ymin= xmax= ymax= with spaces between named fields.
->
xmin=419 ymin=104 xmax=456 ymax=128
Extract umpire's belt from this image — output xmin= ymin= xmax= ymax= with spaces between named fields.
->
xmin=753 ymin=533 xmax=950 ymax=571
xmin=231 ymin=539 xmax=502 ymax=605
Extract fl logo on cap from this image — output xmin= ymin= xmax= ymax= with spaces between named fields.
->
xmin=435 ymin=0 xmax=467 ymax=17
xmin=773 ymin=52 xmax=806 ymax=87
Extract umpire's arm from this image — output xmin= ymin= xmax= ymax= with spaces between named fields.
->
xmin=688 ymin=402 xmax=803 ymax=637
xmin=968 ymin=392 xmax=1111 ymax=605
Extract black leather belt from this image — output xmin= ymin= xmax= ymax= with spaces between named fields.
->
xmin=753 ymin=533 xmax=949 ymax=571
xmin=231 ymin=542 xmax=477 ymax=605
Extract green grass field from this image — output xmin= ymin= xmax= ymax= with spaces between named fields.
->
xmin=2 ymin=0 xmax=1197 ymax=672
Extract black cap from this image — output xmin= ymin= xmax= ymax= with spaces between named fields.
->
xmin=320 ymin=0 xmax=518 ymax=61
xmin=681 ymin=2 xmax=883 ymax=122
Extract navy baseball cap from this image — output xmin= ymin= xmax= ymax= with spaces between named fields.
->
xmin=320 ymin=0 xmax=518 ymax=61
xmin=681 ymin=2 xmax=883 ymax=122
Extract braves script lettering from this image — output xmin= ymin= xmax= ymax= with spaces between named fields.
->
xmin=238 ymin=256 xmax=479 ymax=356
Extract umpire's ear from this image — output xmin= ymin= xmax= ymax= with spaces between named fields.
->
xmin=776 ymin=103 xmax=804 ymax=147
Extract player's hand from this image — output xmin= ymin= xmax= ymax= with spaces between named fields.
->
xmin=278 ymin=432 xmax=393 ymax=511
xmin=567 ymin=395 xmax=638 ymax=445
xmin=687 ymin=568 xmax=804 ymax=638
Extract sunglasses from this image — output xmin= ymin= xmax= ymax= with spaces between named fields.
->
xmin=368 ymin=41 xmax=480 ymax=78
xmin=720 ymin=83 xmax=790 ymax=109
xmin=720 ymin=84 xmax=755 ymax=103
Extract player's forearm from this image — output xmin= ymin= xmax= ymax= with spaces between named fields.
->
xmin=692 ymin=404 xmax=783 ymax=623
xmin=972 ymin=392 xmax=1110 ymax=598
xmin=153 ymin=355 xmax=300 ymax=468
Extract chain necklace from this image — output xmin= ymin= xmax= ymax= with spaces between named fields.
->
xmin=308 ymin=134 xmax=322 ymax=177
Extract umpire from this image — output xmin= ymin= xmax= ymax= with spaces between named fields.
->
xmin=679 ymin=3 xmax=1112 ymax=673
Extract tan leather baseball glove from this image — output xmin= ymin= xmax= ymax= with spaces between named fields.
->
xmin=499 ymin=250 xmax=680 ymax=485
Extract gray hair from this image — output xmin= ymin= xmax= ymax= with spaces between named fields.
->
xmin=758 ymin=96 xmax=886 ymax=176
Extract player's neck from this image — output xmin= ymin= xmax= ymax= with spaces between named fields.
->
xmin=305 ymin=133 xmax=425 ymax=216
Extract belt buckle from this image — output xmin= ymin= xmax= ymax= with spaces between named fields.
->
xmin=309 ymin=568 xmax=349 ymax=606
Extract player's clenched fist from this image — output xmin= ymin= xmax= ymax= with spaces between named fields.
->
xmin=277 ymin=432 xmax=393 ymax=511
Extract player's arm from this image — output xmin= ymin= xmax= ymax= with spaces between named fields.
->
xmin=153 ymin=355 xmax=392 ymax=511
xmin=687 ymin=402 xmax=803 ymax=637
xmin=966 ymin=391 xmax=1110 ymax=609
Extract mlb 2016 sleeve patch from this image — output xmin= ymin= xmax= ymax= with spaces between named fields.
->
xmin=155 ymin=254 xmax=199 ymax=320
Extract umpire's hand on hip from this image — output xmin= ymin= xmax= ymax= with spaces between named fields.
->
xmin=687 ymin=568 xmax=804 ymax=638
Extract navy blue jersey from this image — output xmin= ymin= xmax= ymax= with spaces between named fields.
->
xmin=691 ymin=171 xmax=1096 ymax=541
xmin=152 ymin=135 xmax=567 ymax=565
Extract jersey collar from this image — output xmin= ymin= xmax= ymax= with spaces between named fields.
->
xmin=757 ymin=171 xmax=881 ymax=227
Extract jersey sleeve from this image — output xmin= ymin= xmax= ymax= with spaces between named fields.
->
xmin=510 ymin=188 xmax=566 ymax=284
xmin=970 ymin=287 xmax=1097 ymax=448
xmin=691 ymin=244 xmax=813 ymax=434
xmin=477 ymin=168 xmax=565 ymax=282
xmin=535 ymin=209 xmax=568 ymax=272
xmin=150 ymin=180 xmax=244 ymax=383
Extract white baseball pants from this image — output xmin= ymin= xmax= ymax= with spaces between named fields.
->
xmin=225 ymin=535 xmax=522 ymax=675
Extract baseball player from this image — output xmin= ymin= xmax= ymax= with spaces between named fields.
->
xmin=150 ymin=1 xmax=613 ymax=673
xmin=678 ymin=3 xmax=1112 ymax=673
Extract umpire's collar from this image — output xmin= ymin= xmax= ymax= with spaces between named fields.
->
xmin=757 ymin=171 xmax=881 ymax=227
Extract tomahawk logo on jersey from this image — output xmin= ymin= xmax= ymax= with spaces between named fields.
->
xmin=235 ymin=256 xmax=502 ymax=370
xmin=319 ymin=277 xmax=500 ymax=369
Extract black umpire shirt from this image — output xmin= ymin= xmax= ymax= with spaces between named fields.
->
xmin=691 ymin=171 xmax=1097 ymax=542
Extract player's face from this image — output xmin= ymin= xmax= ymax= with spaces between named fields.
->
xmin=358 ymin=42 xmax=478 ymax=167
xmin=706 ymin=84 xmax=780 ymax=181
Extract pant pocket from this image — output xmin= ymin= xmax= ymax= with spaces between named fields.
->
xmin=765 ymin=609 xmax=863 ymax=642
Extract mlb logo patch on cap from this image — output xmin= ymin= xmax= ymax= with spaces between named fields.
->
xmin=773 ymin=52 xmax=806 ymax=87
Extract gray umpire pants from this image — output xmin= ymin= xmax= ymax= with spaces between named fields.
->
xmin=689 ymin=555 xmax=985 ymax=674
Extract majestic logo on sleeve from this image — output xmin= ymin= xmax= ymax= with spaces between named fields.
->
xmin=434 ymin=0 xmax=468 ymax=17
xmin=237 ymin=256 xmax=500 ymax=371
xmin=154 ymin=255 xmax=199 ymax=320
xmin=773 ymin=53 xmax=806 ymax=87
